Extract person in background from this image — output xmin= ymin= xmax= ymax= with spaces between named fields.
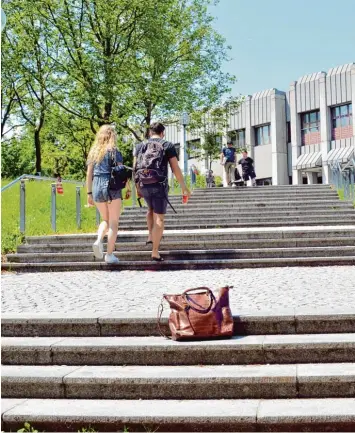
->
xmin=86 ymin=124 xmax=131 ymax=264
xmin=220 ymin=141 xmax=236 ymax=186
xmin=238 ymin=150 xmax=257 ymax=187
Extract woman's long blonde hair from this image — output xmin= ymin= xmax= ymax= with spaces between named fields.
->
xmin=88 ymin=124 xmax=117 ymax=164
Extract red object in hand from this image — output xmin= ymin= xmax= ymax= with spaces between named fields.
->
xmin=182 ymin=194 xmax=189 ymax=204
xmin=56 ymin=182 xmax=64 ymax=194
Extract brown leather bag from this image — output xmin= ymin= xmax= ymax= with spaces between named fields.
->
xmin=157 ymin=286 xmax=234 ymax=341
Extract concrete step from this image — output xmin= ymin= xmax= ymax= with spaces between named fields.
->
xmin=2 ymin=311 xmax=354 ymax=337
xmin=2 ymin=334 xmax=355 ymax=365
xmin=3 ymin=256 xmax=355 ymax=272
xmin=119 ymin=209 xmax=355 ymax=223
xmin=167 ymin=193 xmax=339 ymax=204
xmin=17 ymin=237 xmax=355 ymax=254
xmin=2 ymin=398 xmax=355 ymax=432
xmin=124 ymin=202 xmax=354 ymax=215
xmin=7 ymin=246 xmax=355 ymax=263
xmin=118 ymin=218 xmax=355 ymax=230
xmin=24 ymin=227 xmax=355 ymax=244
xmin=2 ymin=363 xmax=354 ymax=400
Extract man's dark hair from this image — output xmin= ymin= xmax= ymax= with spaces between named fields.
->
xmin=150 ymin=122 xmax=165 ymax=135
xmin=227 ymin=141 xmax=233 ymax=145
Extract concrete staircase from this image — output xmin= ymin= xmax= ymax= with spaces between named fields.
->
xmin=2 ymin=310 xmax=355 ymax=431
xmin=3 ymin=185 xmax=355 ymax=272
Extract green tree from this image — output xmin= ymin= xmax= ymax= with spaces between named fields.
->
xmin=124 ymin=0 xmax=236 ymax=140
xmin=187 ymin=95 xmax=244 ymax=168
xmin=2 ymin=0 xmax=57 ymax=174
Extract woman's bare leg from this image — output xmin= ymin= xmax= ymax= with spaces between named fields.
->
xmin=107 ymin=198 xmax=122 ymax=254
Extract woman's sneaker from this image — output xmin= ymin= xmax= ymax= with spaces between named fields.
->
xmin=92 ymin=239 xmax=104 ymax=259
xmin=105 ymin=253 xmax=119 ymax=264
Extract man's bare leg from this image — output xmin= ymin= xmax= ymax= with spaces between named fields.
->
xmin=146 ymin=208 xmax=154 ymax=243
xmin=152 ymin=213 xmax=165 ymax=259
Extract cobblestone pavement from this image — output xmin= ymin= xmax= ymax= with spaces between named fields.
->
xmin=2 ymin=266 xmax=355 ymax=314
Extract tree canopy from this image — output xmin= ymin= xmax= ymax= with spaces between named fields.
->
xmin=1 ymin=0 xmax=236 ymax=179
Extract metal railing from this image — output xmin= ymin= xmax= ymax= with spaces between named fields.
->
xmin=330 ymin=158 xmax=355 ymax=202
xmin=2 ymin=173 xmax=136 ymax=234
xmin=1 ymin=174 xmax=100 ymax=234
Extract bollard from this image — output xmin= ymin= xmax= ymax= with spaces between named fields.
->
xmin=51 ymin=183 xmax=57 ymax=232
xmin=20 ymin=179 xmax=26 ymax=233
xmin=131 ymin=172 xmax=136 ymax=207
xmin=76 ymin=186 xmax=81 ymax=229
xmin=96 ymin=208 xmax=100 ymax=226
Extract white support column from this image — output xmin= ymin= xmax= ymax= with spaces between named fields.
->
xmin=271 ymin=90 xmax=288 ymax=185
xmin=306 ymin=172 xmax=318 ymax=184
xmin=319 ymin=71 xmax=331 ymax=184
xmin=290 ymin=81 xmax=302 ymax=184
xmin=179 ymin=125 xmax=187 ymax=177
xmin=351 ymin=65 xmax=355 ymax=149
xmin=245 ymin=95 xmax=254 ymax=159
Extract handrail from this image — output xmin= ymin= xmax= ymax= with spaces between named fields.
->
xmin=1 ymin=174 xmax=85 ymax=192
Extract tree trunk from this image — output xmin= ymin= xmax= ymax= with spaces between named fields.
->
xmin=34 ymin=128 xmax=41 ymax=174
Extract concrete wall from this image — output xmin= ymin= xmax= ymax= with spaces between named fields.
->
xmin=254 ymin=144 xmax=272 ymax=179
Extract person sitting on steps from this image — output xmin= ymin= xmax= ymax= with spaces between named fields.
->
xmin=133 ymin=122 xmax=190 ymax=262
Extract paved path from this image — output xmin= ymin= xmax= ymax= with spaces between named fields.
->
xmin=2 ymin=267 xmax=355 ymax=314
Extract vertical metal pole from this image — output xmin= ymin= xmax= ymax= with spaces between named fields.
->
xmin=51 ymin=183 xmax=57 ymax=232
xmin=20 ymin=179 xmax=26 ymax=233
xmin=183 ymin=124 xmax=188 ymax=179
xmin=131 ymin=172 xmax=136 ymax=208
xmin=76 ymin=186 xmax=81 ymax=229
xmin=170 ymin=172 xmax=175 ymax=194
xmin=96 ymin=208 xmax=100 ymax=226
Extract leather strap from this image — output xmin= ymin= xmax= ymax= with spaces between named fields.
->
xmin=157 ymin=300 xmax=171 ymax=340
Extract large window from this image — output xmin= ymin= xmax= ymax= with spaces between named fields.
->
xmin=187 ymin=139 xmax=201 ymax=159
xmin=301 ymin=110 xmax=320 ymax=145
xmin=255 ymin=124 xmax=271 ymax=146
xmin=230 ymin=129 xmax=245 ymax=148
xmin=331 ymin=103 xmax=353 ymax=140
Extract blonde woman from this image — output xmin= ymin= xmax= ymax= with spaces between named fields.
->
xmin=86 ymin=124 xmax=131 ymax=264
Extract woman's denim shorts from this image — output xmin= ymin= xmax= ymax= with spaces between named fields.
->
xmin=93 ymin=175 xmax=122 ymax=203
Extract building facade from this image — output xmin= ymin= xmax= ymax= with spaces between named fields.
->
xmin=163 ymin=62 xmax=354 ymax=185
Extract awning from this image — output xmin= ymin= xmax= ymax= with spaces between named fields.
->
xmin=324 ymin=146 xmax=354 ymax=164
xmin=293 ymin=151 xmax=322 ymax=170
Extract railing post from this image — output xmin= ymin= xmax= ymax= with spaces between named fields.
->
xmin=131 ymin=172 xmax=136 ymax=207
xmin=96 ymin=208 xmax=100 ymax=226
xmin=76 ymin=186 xmax=81 ymax=229
xmin=20 ymin=179 xmax=26 ymax=233
xmin=51 ymin=183 xmax=57 ymax=232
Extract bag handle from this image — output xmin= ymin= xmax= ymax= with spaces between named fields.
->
xmin=182 ymin=287 xmax=216 ymax=315
xmin=157 ymin=300 xmax=171 ymax=340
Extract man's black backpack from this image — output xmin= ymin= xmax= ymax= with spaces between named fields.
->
xmin=135 ymin=138 xmax=166 ymax=186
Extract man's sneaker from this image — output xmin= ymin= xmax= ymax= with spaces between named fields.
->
xmin=92 ymin=239 xmax=104 ymax=259
xmin=105 ymin=253 xmax=120 ymax=264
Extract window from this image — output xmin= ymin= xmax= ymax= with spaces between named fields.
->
xmin=187 ymin=139 xmax=200 ymax=159
xmin=301 ymin=110 xmax=320 ymax=145
xmin=287 ymin=122 xmax=291 ymax=143
xmin=255 ymin=124 xmax=271 ymax=146
xmin=229 ymin=129 xmax=246 ymax=148
xmin=331 ymin=103 xmax=353 ymax=140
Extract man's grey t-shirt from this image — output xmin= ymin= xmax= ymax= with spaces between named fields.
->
xmin=134 ymin=138 xmax=178 ymax=182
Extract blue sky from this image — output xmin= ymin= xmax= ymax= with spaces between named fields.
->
xmin=210 ymin=0 xmax=355 ymax=96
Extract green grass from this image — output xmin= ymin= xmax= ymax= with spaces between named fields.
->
xmin=1 ymin=179 xmax=132 ymax=255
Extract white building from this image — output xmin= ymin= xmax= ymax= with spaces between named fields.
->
xmin=163 ymin=62 xmax=354 ymax=185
